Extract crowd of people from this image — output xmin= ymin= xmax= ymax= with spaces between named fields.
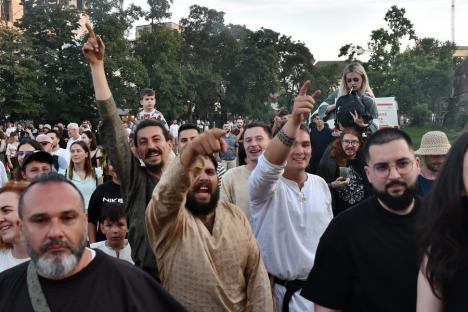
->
xmin=0 ymin=23 xmax=467 ymax=312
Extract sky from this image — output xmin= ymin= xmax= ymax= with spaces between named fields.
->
xmin=128 ymin=0 xmax=468 ymax=61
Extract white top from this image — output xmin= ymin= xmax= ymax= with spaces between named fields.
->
xmin=68 ymin=168 xmax=103 ymax=210
xmin=249 ymin=154 xmax=333 ymax=312
xmin=5 ymin=143 xmax=18 ymax=158
xmin=52 ymin=148 xmax=71 ymax=167
xmin=0 ymin=249 xmax=30 ymax=273
xmin=169 ymin=124 xmax=180 ymax=139
xmin=137 ymin=109 xmax=169 ymax=130
xmin=90 ymin=241 xmax=134 ymax=264
xmin=66 ymin=136 xmax=82 ymax=151
xmin=0 ymin=162 xmax=8 ymax=188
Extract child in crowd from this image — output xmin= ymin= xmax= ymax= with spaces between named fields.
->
xmin=136 ymin=88 xmax=169 ymax=130
xmin=90 ymin=203 xmax=134 ymax=264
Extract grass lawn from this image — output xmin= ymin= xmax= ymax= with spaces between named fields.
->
xmin=402 ymin=125 xmax=460 ymax=148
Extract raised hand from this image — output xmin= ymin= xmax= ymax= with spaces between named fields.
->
xmin=350 ymin=110 xmax=369 ymax=128
xmin=82 ymin=23 xmax=105 ymax=65
xmin=292 ymin=80 xmax=321 ymax=124
xmin=180 ymin=129 xmax=228 ymax=168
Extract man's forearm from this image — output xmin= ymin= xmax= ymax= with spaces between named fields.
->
xmin=90 ymin=62 xmax=112 ymax=101
xmin=264 ymin=119 xmax=299 ymax=165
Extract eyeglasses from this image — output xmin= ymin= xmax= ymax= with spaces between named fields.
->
xmin=371 ymin=158 xmax=415 ymax=178
xmin=346 ymin=78 xmax=360 ymax=83
xmin=39 ymin=142 xmax=50 ymax=146
xmin=342 ymin=140 xmax=360 ymax=146
xmin=17 ymin=151 xmax=34 ymax=157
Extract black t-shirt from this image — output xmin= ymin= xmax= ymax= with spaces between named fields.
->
xmin=0 ymin=250 xmax=185 ymax=312
xmin=88 ymin=180 xmax=123 ymax=242
xmin=301 ymin=196 xmax=421 ymax=312
xmin=308 ymin=126 xmax=334 ymax=174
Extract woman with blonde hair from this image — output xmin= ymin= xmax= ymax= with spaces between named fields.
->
xmin=68 ymin=141 xmax=103 ymax=211
xmin=0 ymin=181 xmax=30 ymax=272
xmin=318 ymin=63 xmax=378 ymax=133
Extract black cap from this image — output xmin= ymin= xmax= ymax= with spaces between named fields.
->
xmin=21 ymin=151 xmax=54 ymax=170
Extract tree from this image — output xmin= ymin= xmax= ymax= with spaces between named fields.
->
xmin=0 ymin=26 xmax=44 ymax=120
xmin=146 ymin=0 xmax=172 ymax=25
xmin=15 ymin=0 xmax=89 ymax=122
xmin=87 ymin=0 xmax=148 ymax=112
xmin=134 ymin=26 xmax=185 ymax=118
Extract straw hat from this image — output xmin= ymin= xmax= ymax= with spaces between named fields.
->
xmin=415 ymin=131 xmax=451 ymax=156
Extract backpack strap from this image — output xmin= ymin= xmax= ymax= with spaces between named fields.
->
xmin=27 ymin=261 xmax=52 ymax=312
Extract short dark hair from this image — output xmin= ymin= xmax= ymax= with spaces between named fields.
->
xmin=18 ymin=173 xmax=85 ymax=219
xmin=139 ymin=88 xmax=155 ymax=100
xmin=134 ymin=119 xmax=169 ymax=147
xmin=46 ymin=129 xmax=60 ymax=138
xmin=243 ymin=122 xmax=272 ymax=139
xmin=18 ymin=139 xmax=43 ymax=152
xmin=363 ymin=128 xmax=414 ymax=162
xmin=178 ymin=123 xmax=200 ymax=138
xmin=100 ymin=202 xmax=127 ymax=223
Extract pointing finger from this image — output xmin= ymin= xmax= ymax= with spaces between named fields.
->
xmin=299 ymin=80 xmax=311 ymax=96
xmin=85 ymin=23 xmax=96 ymax=38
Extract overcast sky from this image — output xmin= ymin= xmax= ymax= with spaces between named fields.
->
xmin=128 ymin=0 xmax=468 ymax=61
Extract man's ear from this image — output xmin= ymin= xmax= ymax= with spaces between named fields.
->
xmin=21 ymin=170 xmax=26 ymax=179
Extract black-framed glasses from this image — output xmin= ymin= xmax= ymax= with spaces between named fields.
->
xmin=39 ymin=142 xmax=50 ymax=146
xmin=372 ymin=158 xmax=415 ymax=178
xmin=342 ymin=139 xmax=360 ymax=146
xmin=346 ymin=78 xmax=360 ymax=83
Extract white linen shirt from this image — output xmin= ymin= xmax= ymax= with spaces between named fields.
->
xmin=249 ymin=154 xmax=333 ymax=311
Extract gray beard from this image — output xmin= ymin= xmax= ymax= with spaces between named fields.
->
xmin=26 ymin=231 xmax=87 ymax=279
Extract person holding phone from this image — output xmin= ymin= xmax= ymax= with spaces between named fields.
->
xmin=317 ymin=128 xmax=371 ymax=216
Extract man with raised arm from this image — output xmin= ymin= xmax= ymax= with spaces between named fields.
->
xmin=146 ymin=129 xmax=273 ymax=311
xmin=249 ymin=81 xmax=333 ymax=312
xmin=83 ymin=24 xmax=172 ymax=279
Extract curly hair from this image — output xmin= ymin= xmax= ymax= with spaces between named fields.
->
xmin=419 ymin=131 xmax=468 ymax=298
xmin=330 ymin=128 xmax=363 ymax=167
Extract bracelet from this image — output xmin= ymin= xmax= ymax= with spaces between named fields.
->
xmin=276 ymin=128 xmax=295 ymax=147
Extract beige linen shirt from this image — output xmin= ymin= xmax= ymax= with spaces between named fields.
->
xmin=220 ymin=165 xmax=252 ymax=222
xmin=146 ymin=156 xmax=273 ymax=312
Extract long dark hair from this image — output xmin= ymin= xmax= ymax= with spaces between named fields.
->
xmin=420 ymin=131 xmax=468 ymax=297
xmin=68 ymin=141 xmax=95 ymax=180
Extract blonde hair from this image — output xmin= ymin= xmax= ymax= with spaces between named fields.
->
xmin=338 ymin=63 xmax=374 ymax=97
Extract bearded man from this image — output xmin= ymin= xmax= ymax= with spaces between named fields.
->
xmin=146 ymin=129 xmax=273 ymax=312
xmin=301 ymin=128 xmax=422 ymax=312
xmin=0 ymin=173 xmax=185 ymax=312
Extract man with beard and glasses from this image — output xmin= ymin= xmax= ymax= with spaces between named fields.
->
xmin=83 ymin=23 xmax=173 ymax=279
xmin=145 ymin=129 xmax=273 ymax=311
xmin=0 ymin=173 xmax=185 ymax=312
xmin=414 ymin=131 xmax=451 ymax=198
xmin=301 ymin=128 xmax=422 ymax=312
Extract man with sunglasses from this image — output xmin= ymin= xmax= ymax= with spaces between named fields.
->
xmin=36 ymin=134 xmax=68 ymax=174
xmin=301 ymin=128 xmax=422 ymax=312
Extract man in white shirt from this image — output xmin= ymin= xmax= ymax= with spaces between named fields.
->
xmin=220 ymin=122 xmax=271 ymax=222
xmin=169 ymin=120 xmax=180 ymax=150
xmin=66 ymin=123 xmax=81 ymax=151
xmin=47 ymin=130 xmax=71 ymax=167
xmin=249 ymin=81 xmax=333 ymax=312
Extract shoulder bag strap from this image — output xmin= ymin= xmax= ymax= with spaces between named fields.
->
xmin=27 ymin=261 xmax=52 ymax=312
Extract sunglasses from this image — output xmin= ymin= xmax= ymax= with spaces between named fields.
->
xmin=39 ymin=141 xmax=51 ymax=146
xmin=346 ymin=78 xmax=361 ymax=83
